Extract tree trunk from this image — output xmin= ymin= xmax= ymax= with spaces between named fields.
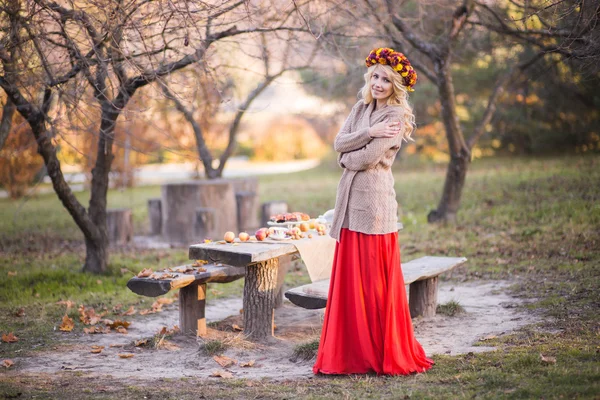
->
xmin=428 ymin=61 xmax=471 ymax=223
xmin=243 ymin=258 xmax=279 ymax=341
xmin=428 ymin=152 xmax=470 ymax=223
xmin=84 ymin=235 xmax=109 ymax=274
xmin=0 ymin=98 xmax=15 ymax=151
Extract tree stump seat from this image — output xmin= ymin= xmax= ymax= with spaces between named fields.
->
xmin=284 ymin=256 xmax=467 ymax=318
xmin=126 ymin=263 xmax=245 ymax=336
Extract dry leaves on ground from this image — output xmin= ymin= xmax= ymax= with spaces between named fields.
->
xmin=2 ymin=332 xmax=19 ymax=343
xmin=155 ymin=338 xmax=180 ymax=351
xmin=2 ymin=359 xmax=14 ymax=368
xmin=211 ymin=370 xmax=233 ymax=379
xmin=104 ymin=319 xmax=131 ymax=329
xmin=58 ymin=315 xmax=75 ymax=332
xmin=14 ymin=308 xmax=25 ymax=317
xmin=213 ymin=355 xmax=237 ymax=368
xmin=156 ymin=298 xmax=174 ymax=305
xmin=116 ymin=326 xmax=128 ymax=334
xmin=56 ymin=300 xmax=75 ymax=309
xmin=7 ymin=271 xmax=17 ymax=277
xmin=120 ymin=306 xmax=136 ymax=316
xmin=157 ymin=326 xmax=180 ymax=336
xmin=91 ymin=345 xmax=104 ymax=354
xmin=239 ymin=360 xmax=255 ymax=368
xmin=232 ymin=324 xmax=243 ymax=332
xmin=118 ymin=353 xmax=134 ymax=359
xmin=83 ymin=326 xmax=111 ymax=334
xmin=78 ymin=305 xmax=106 ymax=325
xmin=134 ymin=339 xmax=148 ymax=347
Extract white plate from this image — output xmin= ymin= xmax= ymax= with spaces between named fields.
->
xmin=267 ymin=220 xmax=303 ymax=227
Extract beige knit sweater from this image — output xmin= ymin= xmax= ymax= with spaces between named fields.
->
xmin=329 ymin=100 xmax=405 ymax=241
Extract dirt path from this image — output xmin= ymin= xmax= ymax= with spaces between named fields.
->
xmin=12 ymin=280 xmax=538 ymax=381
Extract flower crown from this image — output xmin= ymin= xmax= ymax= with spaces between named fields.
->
xmin=365 ymin=47 xmax=417 ymax=91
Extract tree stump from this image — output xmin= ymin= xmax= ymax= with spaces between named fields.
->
xmin=179 ymin=282 xmax=207 ymax=336
xmin=194 ymin=207 xmax=216 ymax=240
xmin=409 ymin=277 xmax=438 ymax=318
xmin=261 ymin=201 xmax=288 ymax=227
xmin=148 ymin=198 xmax=162 ymax=235
xmin=106 ymin=208 xmax=133 ymax=245
xmin=161 ymin=180 xmax=237 ymax=244
xmin=243 ymin=258 xmax=279 ymax=341
xmin=273 ymin=255 xmax=290 ymax=308
xmin=236 ymin=191 xmax=258 ymax=233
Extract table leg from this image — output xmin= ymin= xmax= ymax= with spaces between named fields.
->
xmin=243 ymin=258 xmax=279 ymax=340
xmin=273 ymin=255 xmax=290 ymax=308
xmin=409 ymin=277 xmax=438 ymax=318
xmin=179 ymin=282 xmax=207 ymax=336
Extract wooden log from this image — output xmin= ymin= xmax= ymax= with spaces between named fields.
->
xmin=243 ymin=258 xmax=279 ymax=341
xmin=236 ymin=191 xmax=259 ymax=233
xmin=273 ymin=255 xmax=290 ymax=308
xmin=409 ymin=277 xmax=438 ymax=318
xmin=179 ymin=282 xmax=207 ymax=336
xmin=194 ymin=207 xmax=217 ymax=241
xmin=261 ymin=201 xmax=288 ymax=227
xmin=148 ymin=198 xmax=162 ymax=235
xmin=106 ymin=208 xmax=133 ymax=245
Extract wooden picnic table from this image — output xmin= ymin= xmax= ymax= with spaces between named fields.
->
xmin=188 ymin=239 xmax=300 ymax=341
xmin=188 ymin=223 xmax=403 ymax=341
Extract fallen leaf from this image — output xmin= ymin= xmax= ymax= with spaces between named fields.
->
xmin=137 ymin=268 xmax=153 ymax=278
xmin=14 ymin=308 xmax=25 ymax=317
xmin=480 ymin=334 xmax=497 ymax=341
xmin=118 ymin=353 xmax=134 ymax=359
xmin=211 ymin=370 xmax=233 ymax=379
xmin=232 ymin=324 xmax=243 ymax=332
xmin=112 ymin=304 xmax=123 ymax=313
xmin=7 ymin=271 xmax=17 ymax=277
xmin=240 ymin=360 xmax=255 ymax=367
xmin=56 ymin=300 xmax=75 ymax=309
xmin=2 ymin=332 xmax=19 ymax=343
xmin=109 ymin=344 xmax=124 ymax=348
xmin=134 ymin=339 xmax=148 ymax=347
xmin=83 ymin=326 xmax=111 ymax=334
xmin=139 ymin=309 xmax=151 ymax=316
xmin=91 ymin=345 xmax=104 ymax=350
xmin=156 ymin=338 xmax=180 ymax=351
xmin=116 ymin=326 xmax=128 ymax=334
xmin=156 ymin=298 xmax=174 ymax=305
xmin=59 ymin=315 xmax=75 ymax=332
xmin=213 ymin=355 xmax=237 ymax=368
xmin=120 ymin=306 xmax=136 ymax=316
xmin=78 ymin=305 xmax=105 ymax=325
xmin=107 ymin=319 xmax=131 ymax=329
xmin=540 ymin=353 xmax=557 ymax=364
xmin=157 ymin=325 xmax=180 ymax=336
xmin=2 ymin=359 xmax=14 ymax=368
xmin=90 ymin=345 xmax=104 ymax=354
xmin=96 ymin=279 xmax=103 ymax=285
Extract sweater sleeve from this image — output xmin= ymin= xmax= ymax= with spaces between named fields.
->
xmin=333 ymin=103 xmax=372 ymax=153
xmin=339 ymin=136 xmax=402 ymax=171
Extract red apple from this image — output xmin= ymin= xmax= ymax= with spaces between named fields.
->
xmin=255 ymin=228 xmax=268 ymax=241
xmin=224 ymin=231 xmax=235 ymax=243
xmin=299 ymin=222 xmax=310 ymax=232
xmin=238 ymin=232 xmax=249 ymax=242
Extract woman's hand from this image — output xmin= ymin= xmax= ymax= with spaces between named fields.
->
xmin=368 ymin=121 xmax=401 ymax=138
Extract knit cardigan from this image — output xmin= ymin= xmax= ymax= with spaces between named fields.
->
xmin=329 ymin=99 xmax=405 ymax=241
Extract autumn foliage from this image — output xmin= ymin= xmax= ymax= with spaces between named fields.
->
xmin=0 ymin=113 xmax=44 ymax=199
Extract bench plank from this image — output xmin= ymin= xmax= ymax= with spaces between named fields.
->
xmin=189 ymin=241 xmax=297 ymax=268
xmin=126 ymin=264 xmax=245 ymax=297
xmin=285 ymin=256 xmax=467 ymax=310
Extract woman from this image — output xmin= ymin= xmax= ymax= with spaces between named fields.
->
xmin=313 ymin=48 xmax=433 ymax=376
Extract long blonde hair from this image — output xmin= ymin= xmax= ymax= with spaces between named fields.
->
xmin=360 ymin=64 xmax=416 ymax=142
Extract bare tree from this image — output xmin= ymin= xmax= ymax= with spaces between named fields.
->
xmin=0 ymin=0 xmax=309 ymax=273
xmin=160 ymin=32 xmax=319 ymax=178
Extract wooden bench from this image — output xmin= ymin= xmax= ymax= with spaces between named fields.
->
xmin=127 ymin=264 xmax=245 ymax=336
xmin=285 ymin=256 xmax=467 ymax=318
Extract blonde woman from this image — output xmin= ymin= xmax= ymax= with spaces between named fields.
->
xmin=313 ymin=48 xmax=433 ymax=375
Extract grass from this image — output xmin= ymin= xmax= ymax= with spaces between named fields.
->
xmin=292 ymin=339 xmax=320 ymax=362
xmin=0 ymin=154 xmax=599 ymax=398
xmin=436 ymin=300 xmax=465 ymax=316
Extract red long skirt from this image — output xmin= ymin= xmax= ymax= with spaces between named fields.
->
xmin=313 ymin=228 xmax=434 ymax=375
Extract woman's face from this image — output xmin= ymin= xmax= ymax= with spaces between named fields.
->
xmin=370 ymin=67 xmax=394 ymax=102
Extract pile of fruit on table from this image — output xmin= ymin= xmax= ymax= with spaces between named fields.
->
xmin=220 ymin=212 xmax=328 ymax=243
